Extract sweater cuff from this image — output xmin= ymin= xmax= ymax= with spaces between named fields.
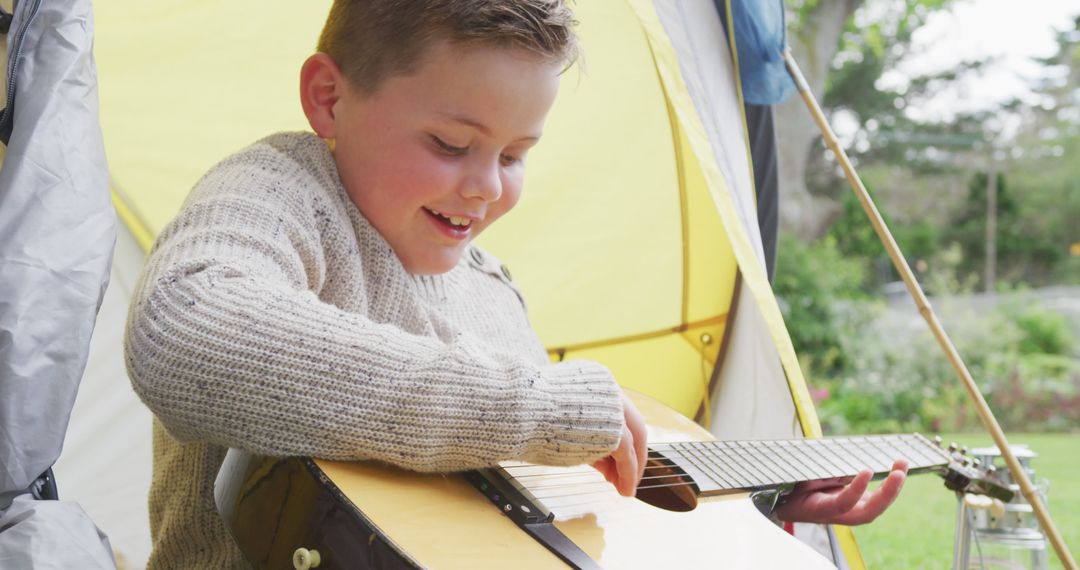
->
xmin=529 ymin=360 xmax=625 ymax=466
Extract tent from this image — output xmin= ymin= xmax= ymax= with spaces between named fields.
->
xmin=0 ymin=0 xmax=115 ymax=567
xmin=31 ymin=0 xmax=859 ymax=567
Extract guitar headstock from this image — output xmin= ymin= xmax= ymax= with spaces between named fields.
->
xmin=932 ymin=437 xmax=1015 ymax=502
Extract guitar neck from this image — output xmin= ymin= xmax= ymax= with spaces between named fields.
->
xmin=654 ymin=434 xmax=949 ymax=495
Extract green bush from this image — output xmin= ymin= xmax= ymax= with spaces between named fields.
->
xmin=778 ymin=229 xmax=1079 ymax=434
xmin=1002 ymin=302 xmax=1075 ymax=356
xmin=812 ymin=297 xmax=1080 ymax=434
xmin=774 ymin=234 xmax=868 ymax=375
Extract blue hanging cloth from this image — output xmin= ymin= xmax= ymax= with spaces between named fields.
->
xmin=721 ymin=0 xmax=795 ymax=105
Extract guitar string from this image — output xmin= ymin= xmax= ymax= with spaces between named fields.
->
xmin=496 ymin=439 xmax=948 ymax=514
xmin=498 ymin=443 xmax=938 ymax=499
xmin=525 ymin=443 xmax=904 ymax=499
xmin=503 ymin=444 xmax=935 ymax=481
xmin=524 ymin=442 xmax=941 ymax=518
xmin=530 ymin=447 xmax=928 ymax=512
xmin=532 ymin=480 xmax=711 ymax=501
xmin=503 ymin=449 xmax=920 ymax=485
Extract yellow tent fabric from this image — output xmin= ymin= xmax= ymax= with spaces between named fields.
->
xmin=87 ymin=0 xmax=861 ymax=566
xmin=96 ymin=0 xmax=736 ymax=420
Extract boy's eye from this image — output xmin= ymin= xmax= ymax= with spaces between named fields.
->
xmin=500 ymin=153 xmax=520 ymax=166
xmin=431 ymin=135 xmax=468 ymax=156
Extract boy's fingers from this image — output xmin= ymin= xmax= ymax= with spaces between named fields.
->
xmin=813 ymin=469 xmax=871 ymax=519
xmin=619 ymin=392 xmax=648 ymax=485
xmin=857 ymin=463 xmax=908 ymax=517
xmin=615 ymin=425 xmax=638 ymax=497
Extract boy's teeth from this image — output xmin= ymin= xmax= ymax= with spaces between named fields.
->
xmin=427 ymin=208 xmax=471 ymax=227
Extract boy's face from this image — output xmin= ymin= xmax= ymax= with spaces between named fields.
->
xmin=330 ymin=41 xmax=562 ymax=275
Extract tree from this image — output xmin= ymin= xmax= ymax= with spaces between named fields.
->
xmin=776 ymin=0 xmax=955 ymax=240
xmin=775 ymin=0 xmax=862 ymax=240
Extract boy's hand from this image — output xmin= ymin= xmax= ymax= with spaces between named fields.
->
xmin=775 ymin=460 xmax=908 ymax=525
xmin=591 ymin=391 xmax=648 ymax=497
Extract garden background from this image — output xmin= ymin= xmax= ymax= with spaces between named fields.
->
xmin=776 ymin=1 xmax=1079 ymax=566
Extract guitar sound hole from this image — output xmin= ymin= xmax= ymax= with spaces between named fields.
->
xmin=635 ymin=458 xmax=697 ymax=512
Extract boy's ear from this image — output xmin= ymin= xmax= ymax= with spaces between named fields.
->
xmin=300 ymin=53 xmax=345 ymax=139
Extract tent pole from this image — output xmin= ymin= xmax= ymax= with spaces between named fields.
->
xmin=781 ymin=48 xmax=1077 ymax=570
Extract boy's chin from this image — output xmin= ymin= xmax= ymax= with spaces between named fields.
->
xmin=400 ymin=249 xmax=465 ymax=276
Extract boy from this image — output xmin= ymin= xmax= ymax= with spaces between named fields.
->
xmin=126 ymin=0 xmax=903 ymax=567
xmin=125 ymin=1 xmax=646 ymax=567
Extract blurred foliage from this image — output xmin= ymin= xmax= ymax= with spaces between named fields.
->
xmin=776 ymin=5 xmax=1080 ymax=435
xmin=777 ymin=231 xmax=1079 ymax=435
xmin=774 ymin=234 xmax=869 ymax=375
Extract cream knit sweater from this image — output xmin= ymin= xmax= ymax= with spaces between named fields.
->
xmin=124 ymin=132 xmax=624 ymax=568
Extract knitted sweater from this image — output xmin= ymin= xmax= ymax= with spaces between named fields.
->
xmin=124 ymin=132 xmax=625 ymax=568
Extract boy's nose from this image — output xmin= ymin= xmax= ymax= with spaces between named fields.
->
xmin=461 ymin=161 xmax=503 ymax=203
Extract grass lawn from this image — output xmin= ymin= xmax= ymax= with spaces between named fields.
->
xmin=853 ymin=433 xmax=1079 ymax=569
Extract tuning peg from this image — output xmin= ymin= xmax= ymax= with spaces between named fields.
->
xmin=964 ymin=493 xmax=992 ymax=509
xmin=948 ymin=442 xmax=958 ymax=453
xmin=987 ymin=465 xmax=997 ymax=474
xmin=960 ymin=446 xmax=969 ymax=456
xmin=933 ymin=435 xmax=943 ymax=447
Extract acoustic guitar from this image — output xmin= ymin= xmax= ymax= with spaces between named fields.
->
xmin=215 ymin=391 xmax=1011 ymax=569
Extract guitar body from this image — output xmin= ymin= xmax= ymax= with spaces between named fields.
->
xmin=217 ymin=392 xmax=837 ymax=569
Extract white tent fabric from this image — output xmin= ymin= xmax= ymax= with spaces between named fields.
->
xmin=0 ymin=0 xmax=116 ymax=567
xmin=652 ymin=2 xmax=842 ymax=564
xmin=52 ymin=226 xmax=151 ymax=569
xmin=650 ymin=0 xmax=794 ymax=439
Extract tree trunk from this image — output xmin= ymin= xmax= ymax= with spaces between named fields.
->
xmin=775 ymin=0 xmax=863 ymax=240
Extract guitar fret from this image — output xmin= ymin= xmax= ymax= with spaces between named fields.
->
xmin=804 ymin=440 xmax=848 ymax=478
xmin=696 ymin=443 xmax=742 ymax=489
xmin=769 ymin=441 xmax=804 ymax=481
xmin=831 ymin=438 xmax=871 ymax=475
xmin=832 ymin=441 xmax=863 ymax=475
xmin=870 ymin=437 xmax=906 ymax=471
xmin=892 ymin=436 xmax=932 ymax=466
xmin=759 ymin=440 xmax=803 ymax=484
xmin=903 ymin=435 xmax=949 ymax=467
xmin=685 ymin=442 xmax=737 ymax=489
xmin=701 ymin=442 xmax=748 ymax=489
xmin=718 ymin=442 xmax=768 ymax=487
xmin=845 ymin=438 xmax=879 ymax=472
xmin=853 ymin=438 xmax=893 ymax=472
xmin=712 ymin=442 xmax=756 ymax=487
xmin=825 ymin=440 xmax=868 ymax=477
xmin=811 ymin=439 xmax=850 ymax=476
xmin=730 ymin=442 xmax=776 ymax=487
xmin=657 ymin=433 xmax=956 ymax=499
xmin=770 ymin=440 xmax=809 ymax=481
xmin=750 ymin=441 xmax=800 ymax=486
xmin=781 ymin=440 xmax=833 ymax=480
xmin=886 ymin=436 xmax=941 ymax=469
xmin=738 ymin=441 xmax=787 ymax=487
xmin=706 ymin=443 xmax=753 ymax=489
xmin=874 ymin=438 xmax=908 ymax=470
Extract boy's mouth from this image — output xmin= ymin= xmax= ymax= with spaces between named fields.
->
xmin=423 ymin=207 xmax=473 ymax=232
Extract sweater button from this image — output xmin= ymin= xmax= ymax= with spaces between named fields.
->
xmin=500 ymin=264 xmax=512 ymax=281
xmin=469 ymin=247 xmax=484 ymax=266
xmin=292 ymin=547 xmax=321 ymax=569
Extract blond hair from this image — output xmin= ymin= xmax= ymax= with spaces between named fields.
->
xmin=318 ymin=0 xmax=579 ymax=94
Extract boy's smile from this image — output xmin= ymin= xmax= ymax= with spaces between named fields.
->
xmin=304 ymin=41 xmax=562 ymax=275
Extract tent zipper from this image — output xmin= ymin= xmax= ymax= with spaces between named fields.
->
xmin=0 ymin=0 xmax=45 ymax=145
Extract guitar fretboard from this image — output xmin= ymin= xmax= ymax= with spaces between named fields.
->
xmin=653 ymin=434 xmax=949 ymax=495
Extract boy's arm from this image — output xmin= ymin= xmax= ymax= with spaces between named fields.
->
xmin=125 ymin=182 xmax=623 ymax=473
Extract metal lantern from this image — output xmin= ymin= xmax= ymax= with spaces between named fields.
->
xmin=953 ymin=444 xmax=1050 ymax=570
